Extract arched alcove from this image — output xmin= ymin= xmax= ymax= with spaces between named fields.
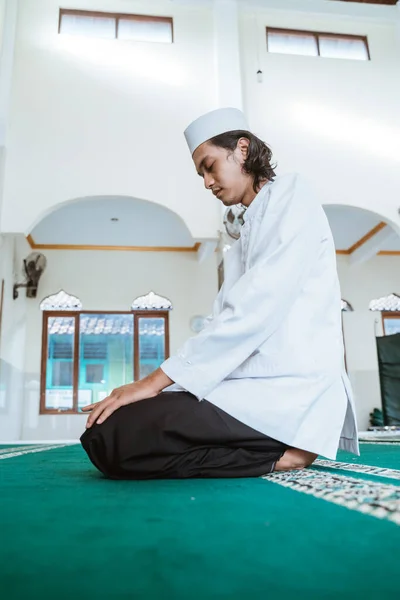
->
xmin=27 ymin=195 xmax=197 ymax=251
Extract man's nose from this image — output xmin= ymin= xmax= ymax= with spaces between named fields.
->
xmin=203 ymin=173 xmax=215 ymax=190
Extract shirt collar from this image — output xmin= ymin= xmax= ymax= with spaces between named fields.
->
xmin=242 ymin=181 xmax=272 ymax=223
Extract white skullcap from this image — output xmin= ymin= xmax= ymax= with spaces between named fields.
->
xmin=184 ymin=107 xmax=249 ymax=155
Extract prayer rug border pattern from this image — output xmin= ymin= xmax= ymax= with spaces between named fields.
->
xmin=359 ymin=441 xmax=400 ymax=446
xmin=0 ymin=445 xmax=47 ymax=455
xmin=263 ymin=470 xmax=400 ymax=526
xmin=314 ymin=459 xmax=400 ymax=481
xmin=0 ymin=444 xmax=71 ymax=460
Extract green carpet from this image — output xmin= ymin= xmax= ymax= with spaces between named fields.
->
xmin=338 ymin=443 xmax=400 ymax=470
xmin=0 ymin=444 xmax=399 ymax=600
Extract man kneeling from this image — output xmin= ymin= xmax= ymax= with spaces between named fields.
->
xmin=81 ymin=107 xmax=359 ymax=479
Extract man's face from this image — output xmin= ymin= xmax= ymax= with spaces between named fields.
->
xmin=193 ymin=139 xmax=252 ymax=206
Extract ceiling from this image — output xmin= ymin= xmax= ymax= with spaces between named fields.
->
xmin=28 ymin=197 xmax=400 ymax=256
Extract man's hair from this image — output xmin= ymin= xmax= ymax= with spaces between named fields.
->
xmin=209 ymin=130 xmax=276 ymax=192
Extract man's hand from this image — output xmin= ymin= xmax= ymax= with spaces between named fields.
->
xmin=81 ymin=368 xmax=173 ymax=429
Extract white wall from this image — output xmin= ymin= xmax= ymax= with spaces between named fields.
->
xmin=0 ymin=0 xmax=8 ymax=223
xmin=1 ymin=0 xmax=219 ymax=238
xmin=2 ymin=0 xmax=400 ymax=237
xmin=338 ymin=254 xmax=400 ymax=431
xmin=0 ymin=234 xmax=30 ymax=440
xmin=240 ymin=2 xmax=400 ymax=230
xmin=18 ymin=245 xmax=218 ymax=440
xmin=0 ymin=0 xmax=5 ymax=51
xmin=0 ymin=146 xmax=4 ymax=229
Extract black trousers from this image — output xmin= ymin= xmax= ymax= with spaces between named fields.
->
xmin=80 ymin=391 xmax=289 ymax=480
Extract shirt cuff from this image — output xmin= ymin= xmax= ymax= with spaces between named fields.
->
xmin=160 ymin=356 xmax=214 ymax=400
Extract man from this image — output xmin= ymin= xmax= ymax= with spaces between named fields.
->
xmin=81 ymin=107 xmax=359 ymax=479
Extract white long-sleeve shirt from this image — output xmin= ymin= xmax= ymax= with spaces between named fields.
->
xmin=161 ymin=173 xmax=359 ymax=460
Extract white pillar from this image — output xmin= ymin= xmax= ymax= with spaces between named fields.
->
xmin=213 ymin=0 xmax=243 ymax=110
xmin=0 ymin=0 xmax=18 ymax=146
xmin=213 ymin=0 xmax=244 ymax=256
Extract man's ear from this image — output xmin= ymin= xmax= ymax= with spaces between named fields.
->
xmin=237 ymin=137 xmax=250 ymax=161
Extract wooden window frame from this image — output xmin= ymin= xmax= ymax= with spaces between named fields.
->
xmin=266 ymin=27 xmax=370 ymax=61
xmin=40 ymin=310 xmax=170 ymax=414
xmin=381 ymin=312 xmax=400 ymax=336
xmin=58 ymin=9 xmax=174 ymax=43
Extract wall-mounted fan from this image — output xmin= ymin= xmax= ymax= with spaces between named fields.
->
xmin=13 ymin=252 xmax=47 ymax=300
xmin=223 ymin=205 xmax=246 ymax=240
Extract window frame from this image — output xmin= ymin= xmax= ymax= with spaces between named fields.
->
xmin=266 ymin=27 xmax=370 ymax=61
xmin=58 ymin=9 xmax=174 ymax=43
xmin=40 ymin=310 xmax=170 ymax=414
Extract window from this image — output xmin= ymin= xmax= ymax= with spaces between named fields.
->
xmin=59 ymin=9 xmax=173 ymax=43
xmin=40 ymin=311 xmax=170 ymax=414
xmin=266 ymin=28 xmax=369 ymax=61
xmin=382 ymin=314 xmax=400 ymax=336
xmin=138 ymin=317 xmax=166 ymax=378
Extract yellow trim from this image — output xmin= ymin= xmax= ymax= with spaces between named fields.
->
xmin=335 ymin=222 xmax=390 ymax=255
xmin=347 ymin=221 xmax=387 ymax=254
xmin=27 ymin=224 xmax=400 ymax=257
xmin=27 ymin=235 xmax=201 ymax=252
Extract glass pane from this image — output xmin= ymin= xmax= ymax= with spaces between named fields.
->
xmin=60 ymin=13 xmax=116 ymax=39
xmin=267 ymin=30 xmax=318 ymax=57
xmin=118 ymin=18 xmax=172 ymax=43
xmin=86 ymin=364 xmax=104 ymax=383
xmin=77 ymin=314 xmax=134 ymax=411
xmin=319 ymin=36 xmax=368 ymax=61
xmin=45 ymin=317 xmax=75 ymax=410
xmin=52 ymin=362 xmax=73 ymax=386
xmin=138 ymin=317 xmax=166 ymax=379
xmin=384 ymin=318 xmax=400 ymax=336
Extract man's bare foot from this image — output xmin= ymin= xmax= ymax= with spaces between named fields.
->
xmin=274 ymin=448 xmax=318 ymax=472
